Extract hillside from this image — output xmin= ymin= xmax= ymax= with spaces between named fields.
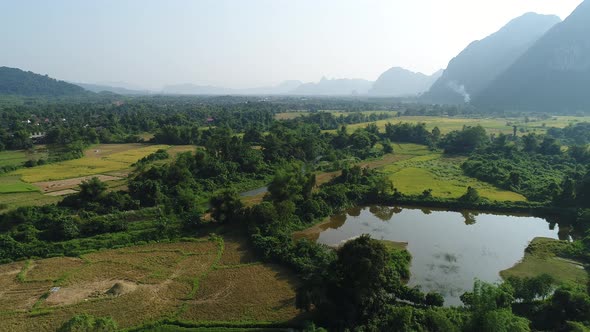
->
xmin=476 ymin=1 xmax=590 ymax=111
xmin=0 ymin=67 xmax=87 ymax=96
xmin=291 ymin=77 xmax=373 ymax=95
xmin=423 ymin=13 xmax=560 ymax=104
xmin=369 ymin=67 xmax=442 ymax=96
xmin=76 ymin=83 xmax=151 ymax=95
xmin=161 ymin=80 xmax=302 ymax=95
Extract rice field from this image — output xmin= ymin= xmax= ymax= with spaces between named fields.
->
xmin=11 ymin=144 xmax=171 ymax=183
xmin=324 ymin=115 xmax=590 ymax=135
xmin=0 ymin=143 xmax=196 ymax=210
xmin=0 ymin=175 xmax=39 ymax=193
xmin=0 ymin=237 xmax=302 ymax=332
xmin=0 ymin=192 xmax=60 ymax=211
xmin=380 ymin=145 xmax=526 ymax=201
xmin=0 ymin=148 xmax=49 ymax=168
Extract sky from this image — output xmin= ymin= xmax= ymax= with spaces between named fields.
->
xmin=0 ymin=0 xmax=584 ymax=90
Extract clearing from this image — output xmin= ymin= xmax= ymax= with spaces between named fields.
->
xmin=501 ymin=237 xmax=587 ymax=286
xmin=381 ymin=144 xmax=526 ymax=201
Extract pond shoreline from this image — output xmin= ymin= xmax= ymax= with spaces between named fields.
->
xmin=297 ymin=205 xmax=566 ymax=306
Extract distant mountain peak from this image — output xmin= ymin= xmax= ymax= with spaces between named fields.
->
xmin=368 ymin=67 xmax=442 ymax=97
xmin=291 ymin=77 xmax=373 ymax=96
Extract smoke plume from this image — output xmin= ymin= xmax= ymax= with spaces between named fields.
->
xmin=447 ymin=81 xmax=471 ymax=103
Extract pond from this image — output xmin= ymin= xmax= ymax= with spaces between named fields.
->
xmin=297 ymin=205 xmax=566 ymax=306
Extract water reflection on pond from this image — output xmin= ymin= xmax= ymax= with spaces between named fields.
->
xmin=298 ymin=206 xmax=565 ymax=306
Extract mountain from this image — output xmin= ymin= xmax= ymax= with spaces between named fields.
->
xmin=0 ymin=67 xmax=87 ymax=96
xmin=423 ymin=13 xmax=561 ymax=104
xmin=161 ymin=84 xmax=233 ymax=95
xmin=240 ymin=80 xmax=303 ymax=95
xmin=291 ymin=77 xmax=373 ymax=95
xmin=76 ymin=83 xmax=152 ymax=95
xmin=161 ymin=80 xmax=302 ymax=95
xmin=369 ymin=67 xmax=442 ymax=96
xmin=476 ymin=1 xmax=590 ymax=111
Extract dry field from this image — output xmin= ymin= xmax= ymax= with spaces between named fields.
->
xmin=33 ymin=174 xmax=122 ymax=193
xmin=0 ymin=236 xmax=301 ymax=331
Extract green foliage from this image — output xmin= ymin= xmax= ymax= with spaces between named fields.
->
xmin=0 ymin=66 xmax=87 ymax=96
xmin=463 ymin=149 xmax=583 ymax=202
xmin=210 ymin=189 xmax=244 ymax=224
xmin=505 ymin=274 xmax=554 ymax=302
xmin=57 ymin=314 xmax=117 ymax=332
xmin=267 ymin=162 xmax=315 ymax=203
xmin=461 ymin=280 xmax=531 ymax=332
xmin=460 ymin=186 xmax=481 ymax=203
xmin=440 ymin=125 xmax=489 ymax=154
xmin=384 ymin=122 xmax=436 ymax=146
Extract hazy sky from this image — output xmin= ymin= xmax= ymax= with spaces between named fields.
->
xmin=0 ymin=0 xmax=583 ymax=89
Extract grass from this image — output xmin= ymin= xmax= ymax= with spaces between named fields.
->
xmin=0 ymin=192 xmax=61 ymax=210
xmin=239 ymin=142 xmax=524 ymax=206
xmin=137 ymin=325 xmax=289 ymax=331
xmin=379 ymin=147 xmax=526 ymax=202
xmin=500 ymin=237 xmax=587 ymax=286
xmin=0 ymin=236 xmax=301 ymax=331
xmin=11 ymin=144 xmax=171 ymax=183
xmin=0 ymin=147 xmax=49 ymax=168
xmin=0 ymin=175 xmax=39 ymax=193
xmin=0 ymin=150 xmax=28 ymax=168
xmin=323 ymin=115 xmax=590 ymax=136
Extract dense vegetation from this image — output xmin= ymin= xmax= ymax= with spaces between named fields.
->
xmin=1 ymin=95 xmax=590 ymax=331
xmin=0 ymin=67 xmax=87 ymax=96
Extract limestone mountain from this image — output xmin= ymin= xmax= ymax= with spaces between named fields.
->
xmin=423 ymin=13 xmax=561 ymax=104
xmin=369 ymin=67 xmax=442 ymax=96
xmin=476 ymin=1 xmax=590 ymax=111
xmin=291 ymin=77 xmax=373 ymax=95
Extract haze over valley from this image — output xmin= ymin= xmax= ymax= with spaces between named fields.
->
xmin=1 ymin=1 xmax=590 ymax=332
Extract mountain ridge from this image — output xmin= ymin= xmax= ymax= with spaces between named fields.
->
xmin=0 ymin=67 xmax=88 ymax=96
xmin=476 ymin=1 xmax=590 ymax=111
xmin=422 ymin=12 xmax=561 ymax=104
xmin=369 ymin=67 xmax=442 ymax=96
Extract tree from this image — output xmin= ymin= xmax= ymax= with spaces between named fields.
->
xmin=326 ymin=235 xmax=405 ymax=326
xmin=522 ymin=133 xmax=539 ymax=153
xmin=539 ymin=137 xmax=561 ymax=155
xmin=382 ymin=139 xmax=394 ymax=154
xmin=268 ymin=163 xmax=315 ymax=203
xmin=461 ymin=281 xmax=529 ymax=332
xmin=441 ymin=126 xmax=489 ymax=154
xmin=460 ymin=187 xmax=480 ymax=203
xmin=58 ymin=314 xmax=117 ymax=332
xmin=78 ymin=177 xmax=107 ymax=201
xmin=210 ymin=189 xmax=244 ymax=223
xmin=425 ymin=292 xmax=445 ymax=307
xmin=506 ymin=274 xmax=554 ymax=302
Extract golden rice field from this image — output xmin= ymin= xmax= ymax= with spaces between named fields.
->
xmin=0 ymin=236 xmax=302 ymax=332
xmin=12 ymin=144 xmax=171 ymax=183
